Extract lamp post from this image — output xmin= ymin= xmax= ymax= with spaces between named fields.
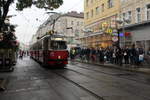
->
xmin=66 ymin=27 xmax=74 ymax=45
xmin=116 ymin=17 xmax=131 ymax=48
xmin=46 ymin=12 xmax=64 ymax=34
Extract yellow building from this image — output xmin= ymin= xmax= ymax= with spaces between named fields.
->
xmin=81 ymin=0 xmax=121 ymax=48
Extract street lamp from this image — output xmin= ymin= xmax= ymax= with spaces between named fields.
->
xmin=116 ymin=17 xmax=131 ymax=48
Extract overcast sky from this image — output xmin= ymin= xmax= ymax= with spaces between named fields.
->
xmin=8 ymin=0 xmax=84 ymax=44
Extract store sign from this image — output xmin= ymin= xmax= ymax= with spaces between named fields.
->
xmin=112 ymin=36 xmax=118 ymax=42
xmin=102 ymin=22 xmax=108 ymax=29
xmin=124 ymin=32 xmax=131 ymax=36
xmin=119 ymin=33 xmax=124 ymax=37
xmin=106 ymin=28 xmax=113 ymax=34
xmin=113 ymin=33 xmax=118 ymax=36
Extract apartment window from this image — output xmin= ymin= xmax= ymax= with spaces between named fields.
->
xmin=128 ymin=11 xmax=132 ymax=22
xmin=71 ymin=21 xmax=74 ymax=25
xmin=96 ymin=6 xmax=100 ymax=15
xmin=122 ymin=13 xmax=126 ymax=19
xmin=136 ymin=8 xmax=141 ymax=23
xmin=86 ymin=12 xmax=89 ymax=19
xmin=91 ymin=9 xmax=94 ymax=18
xmin=86 ymin=0 xmax=89 ymax=7
xmin=102 ymin=4 xmax=104 ymax=12
xmin=147 ymin=4 xmax=150 ymax=20
xmin=108 ymin=0 xmax=113 ymax=8
xmin=121 ymin=0 xmax=127 ymax=2
xmin=77 ymin=22 xmax=79 ymax=26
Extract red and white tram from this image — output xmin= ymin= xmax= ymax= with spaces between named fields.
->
xmin=30 ymin=34 xmax=69 ymax=67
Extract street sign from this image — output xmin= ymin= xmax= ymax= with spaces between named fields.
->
xmin=119 ymin=33 xmax=124 ymax=37
xmin=113 ymin=33 xmax=118 ymax=36
xmin=112 ymin=36 xmax=118 ymax=42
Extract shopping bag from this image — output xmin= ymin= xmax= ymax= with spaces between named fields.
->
xmin=139 ymin=54 xmax=144 ymax=61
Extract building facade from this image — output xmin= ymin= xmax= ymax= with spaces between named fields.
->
xmin=121 ymin=0 xmax=150 ymax=52
xmin=32 ymin=11 xmax=84 ymax=49
xmin=81 ymin=0 xmax=121 ymax=48
xmin=54 ymin=11 xmax=84 ymax=48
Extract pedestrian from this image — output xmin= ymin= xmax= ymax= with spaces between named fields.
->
xmin=147 ymin=48 xmax=150 ymax=56
xmin=117 ymin=47 xmax=123 ymax=66
xmin=124 ymin=47 xmax=130 ymax=64
xmin=99 ymin=48 xmax=104 ymax=64
xmin=138 ymin=47 xmax=144 ymax=65
xmin=70 ymin=48 xmax=75 ymax=61
xmin=112 ymin=50 xmax=116 ymax=64
xmin=91 ymin=48 xmax=96 ymax=62
xmin=85 ymin=48 xmax=91 ymax=62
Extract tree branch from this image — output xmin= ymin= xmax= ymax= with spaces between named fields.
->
xmin=2 ymin=0 xmax=13 ymax=20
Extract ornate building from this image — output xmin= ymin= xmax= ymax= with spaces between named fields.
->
xmin=33 ymin=11 xmax=84 ymax=49
xmin=81 ymin=0 xmax=121 ymax=48
xmin=121 ymin=0 xmax=150 ymax=52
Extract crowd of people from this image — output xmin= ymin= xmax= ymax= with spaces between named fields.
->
xmin=18 ymin=50 xmax=29 ymax=59
xmin=70 ymin=44 xmax=148 ymax=66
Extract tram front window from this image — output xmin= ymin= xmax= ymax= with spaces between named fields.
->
xmin=50 ymin=41 xmax=67 ymax=50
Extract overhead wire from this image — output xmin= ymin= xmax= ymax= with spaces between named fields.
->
xmin=9 ymin=0 xmax=83 ymax=44
xmin=10 ymin=5 xmax=39 ymax=28
xmin=10 ymin=5 xmax=49 ymax=44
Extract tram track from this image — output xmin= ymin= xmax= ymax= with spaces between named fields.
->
xmin=50 ymin=69 xmax=104 ymax=100
xmin=68 ymin=62 xmax=150 ymax=86
xmin=49 ymin=66 xmax=150 ymax=100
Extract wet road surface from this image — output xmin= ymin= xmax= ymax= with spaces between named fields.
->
xmin=0 ymin=57 xmax=150 ymax=100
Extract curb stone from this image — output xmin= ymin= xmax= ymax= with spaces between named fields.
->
xmin=74 ymin=60 xmax=150 ymax=75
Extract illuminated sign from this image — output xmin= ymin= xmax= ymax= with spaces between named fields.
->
xmin=119 ymin=33 xmax=124 ymax=37
xmin=124 ymin=32 xmax=131 ymax=36
xmin=102 ymin=22 xmax=108 ymax=28
xmin=113 ymin=33 xmax=118 ymax=36
xmin=106 ymin=28 xmax=113 ymax=34
xmin=51 ymin=38 xmax=63 ymax=41
xmin=112 ymin=36 xmax=118 ymax=42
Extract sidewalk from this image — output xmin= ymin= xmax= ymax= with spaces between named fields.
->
xmin=75 ymin=58 xmax=150 ymax=75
